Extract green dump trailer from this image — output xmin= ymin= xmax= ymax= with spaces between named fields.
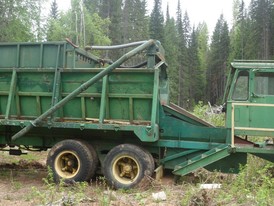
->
xmin=0 ymin=39 xmax=273 ymax=189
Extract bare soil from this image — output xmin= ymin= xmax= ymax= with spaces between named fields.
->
xmin=0 ymin=151 xmax=48 ymax=205
xmin=0 ymin=151 xmax=189 ymax=206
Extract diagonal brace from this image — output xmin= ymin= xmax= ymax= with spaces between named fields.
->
xmin=11 ymin=39 xmax=156 ymax=141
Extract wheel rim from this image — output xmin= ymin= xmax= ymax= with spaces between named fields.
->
xmin=112 ymin=155 xmax=140 ymax=185
xmin=54 ymin=150 xmax=80 ymax=179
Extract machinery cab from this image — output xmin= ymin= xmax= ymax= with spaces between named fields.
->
xmin=225 ymin=61 xmax=274 ymax=138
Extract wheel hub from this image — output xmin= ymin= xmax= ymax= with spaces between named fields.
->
xmin=123 ymin=164 xmax=132 ymax=173
xmin=113 ymin=156 xmax=140 ymax=183
xmin=55 ymin=151 xmax=80 ymax=178
xmin=67 ymin=160 xmax=73 ymax=167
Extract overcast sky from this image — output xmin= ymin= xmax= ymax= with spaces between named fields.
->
xmin=160 ymin=0 xmax=236 ymax=32
xmin=54 ymin=0 xmax=251 ymax=35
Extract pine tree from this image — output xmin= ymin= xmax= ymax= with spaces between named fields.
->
xmin=149 ymin=0 xmax=164 ymax=43
xmin=133 ymin=0 xmax=149 ymax=41
xmin=164 ymin=4 xmax=179 ymax=103
xmin=188 ymin=28 xmax=203 ymax=106
xmin=196 ymin=22 xmax=209 ymax=102
xmin=230 ymin=0 xmax=246 ymax=60
xmin=183 ymin=11 xmax=191 ymax=48
xmin=176 ymin=0 xmax=186 ymax=107
xmin=197 ymin=22 xmax=209 ymax=72
xmin=181 ymin=11 xmax=192 ymax=108
xmin=83 ymin=0 xmax=100 ymax=13
xmin=108 ymin=0 xmax=123 ymax=44
xmin=248 ymin=0 xmax=273 ymax=59
xmin=98 ymin=0 xmax=123 ymax=59
xmin=207 ymin=14 xmax=230 ymax=104
xmin=47 ymin=0 xmax=60 ymax=41
xmin=50 ymin=0 xmax=59 ymax=19
xmin=123 ymin=0 xmax=149 ymax=43
xmin=120 ymin=0 xmax=149 ymax=65
xmin=99 ymin=0 xmax=110 ymax=18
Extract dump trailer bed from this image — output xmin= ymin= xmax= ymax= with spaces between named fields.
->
xmin=0 ymin=40 xmax=164 ymax=144
xmin=0 ymin=40 xmax=273 ymax=189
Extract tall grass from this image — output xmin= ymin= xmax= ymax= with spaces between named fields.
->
xmin=187 ymin=102 xmax=274 ymax=205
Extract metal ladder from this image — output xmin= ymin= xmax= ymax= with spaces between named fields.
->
xmin=173 ymin=145 xmax=230 ymax=176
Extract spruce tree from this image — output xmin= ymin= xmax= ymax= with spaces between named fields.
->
xmin=176 ymin=0 xmax=186 ymax=107
xmin=133 ymin=0 xmax=149 ymax=41
xmin=83 ymin=0 xmax=100 ymax=13
xmin=183 ymin=11 xmax=191 ymax=48
xmin=50 ymin=0 xmax=59 ymax=19
xmin=149 ymin=0 xmax=164 ymax=43
xmin=196 ymin=22 xmax=209 ymax=102
xmin=206 ymin=14 xmax=230 ymax=104
xmin=230 ymin=0 xmax=246 ymax=60
xmin=164 ymin=4 xmax=179 ymax=103
xmin=248 ymin=0 xmax=273 ymax=59
xmin=188 ymin=28 xmax=203 ymax=106
xmin=123 ymin=0 xmax=149 ymax=43
xmin=99 ymin=0 xmax=123 ymax=60
xmin=182 ymin=11 xmax=192 ymax=108
xmin=197 ymin=22 xmax=209 ymax=72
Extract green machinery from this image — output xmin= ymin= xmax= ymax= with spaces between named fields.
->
xmin=0 ymin=40 xmax=273 ymax=189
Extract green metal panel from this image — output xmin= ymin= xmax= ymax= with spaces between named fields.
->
xmin=0 ymin=68 xmax=157 ymax=123
xmin=205 ymin=153 xmax=247 ymax=174
xmin=133 ymin=99 xmax=152 ymax=120
xmin=20 ymin=45 xmax=41 ymax=67
xmin=226 ymin=61 xmax=274 ymax=137
xmin=86 ymin=97 xmax=101 ymax=119
xmin=159 ymin=113 xmax=229 ymax=144
xmin=43 ymin=44 xmax=62 ymax=68
xmin=0 ymin=45 xmax=18 ymax=68
xmin=0 ymin=72 xmax=12 ymax=92
xmin=0 ymin=41 xmax=101 ymax=69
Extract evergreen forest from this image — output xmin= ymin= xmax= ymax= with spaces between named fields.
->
xmin=1 ymin=0 xmax=273 ymax=109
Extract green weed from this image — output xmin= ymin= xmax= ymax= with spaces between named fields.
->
xmin=193 ymin=101 xmax=225 ymax=126
xmin=212 ymin=157 xmax=274 ymax=205
xmin=29 ymin=167 xmax=90 ymax=205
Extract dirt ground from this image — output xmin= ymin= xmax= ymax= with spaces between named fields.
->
xmin=0 ymin=151 xmax=189 ymax=206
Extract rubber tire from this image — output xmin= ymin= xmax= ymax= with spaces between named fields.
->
xmin=103 ymin=144 xmax=154 ymax=189
xmin=141 ymin=147 xmax=155 ymax=176
xmin=47 ymin=139 xmax=98 ymax=183
xmin=84 ymin=141 xmax=99 ymax=179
